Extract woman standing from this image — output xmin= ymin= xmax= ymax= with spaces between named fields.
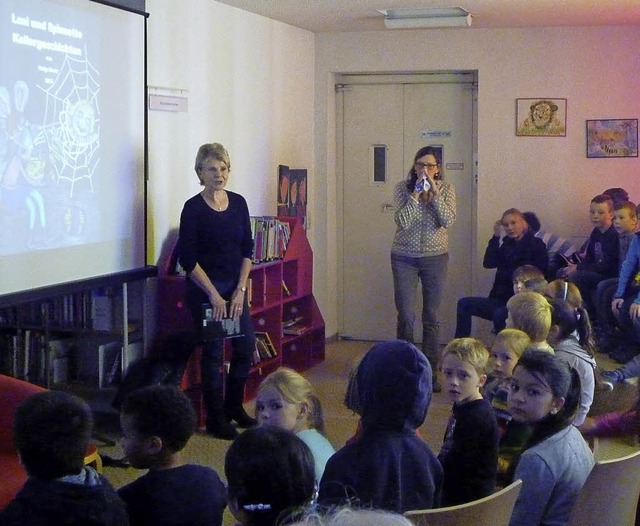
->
xmin=179 ymin=143 xmax=256 ymax=440
xmin=391 ymin=146 xmax=456 ymax=391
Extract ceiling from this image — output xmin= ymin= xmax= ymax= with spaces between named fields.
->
xmin=213 ymin=0 xmax=640 ymax=33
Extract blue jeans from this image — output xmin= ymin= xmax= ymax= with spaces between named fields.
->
xmin=455 ymin=296 xmax=507 ymax=337
xmin=391 ymin=253 xmax=448 ymax=366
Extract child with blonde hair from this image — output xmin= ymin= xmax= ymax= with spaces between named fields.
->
xmin=438 ymin=338 xmax=498 ymax=505
xmin=256 ymin=368 xmax=335 ymax=482
xmin=484 ymin=329 xmax=532 ymax=487
xmin=506 ymin=291 xmax=554 ymax=353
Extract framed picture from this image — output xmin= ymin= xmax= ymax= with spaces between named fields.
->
xmin=586 ymin=119 xmax=638 ymax=158
xmin=516 ymin=98 xmax=567 ymax=137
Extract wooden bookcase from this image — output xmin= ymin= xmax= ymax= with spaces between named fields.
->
xmin=0 ymin=267 xmax=158 ymax=389
xmin=157 ymin=217 xmax=325 ymax=419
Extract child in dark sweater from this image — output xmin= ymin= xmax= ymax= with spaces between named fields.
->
xmin=438 ymin=337 xmax=499 ymax=505
xmin=118 ymin=385 xmax=226 ymax=526
xmin=560 ymin=194 xmax=619 ymax=320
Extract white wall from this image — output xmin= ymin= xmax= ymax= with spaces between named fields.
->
xmin=315 ymin=26 xmax=640 ymax=337
xmin=145 ymin=0 xmax=315 ymax=265
xmin=144 ymin=4 xmax=640 ymax=340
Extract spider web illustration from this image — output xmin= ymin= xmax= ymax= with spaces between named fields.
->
xmin=40 ymin=49 xmax=100 ymax=198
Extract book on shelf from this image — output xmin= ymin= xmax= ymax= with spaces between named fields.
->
xmin=282 ymin=324 xmax=307 ymax=336
xmin=250 ymin=216 xmax=292 ymax=263
xmin=254 ymin=332 xmax=277 ymax=364
xmin=202 ymin=303 xmax=244 ymax=341
xmin=98 ymin=341 xmax=122 ymax=389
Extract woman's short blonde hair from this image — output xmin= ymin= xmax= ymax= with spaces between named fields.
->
xmin=194 ymin=142 xmax=231 ymax=174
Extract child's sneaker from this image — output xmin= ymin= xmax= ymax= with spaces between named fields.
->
xmin=600 ymin=369 xmax=624 ymax=391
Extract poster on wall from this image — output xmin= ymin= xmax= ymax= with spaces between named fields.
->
xmin=586 ymin=119 xmax=638 ymax=158
xmin=277 ymin=165 xmax=307 ymax=229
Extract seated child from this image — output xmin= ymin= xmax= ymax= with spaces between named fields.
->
xmin=225 ymin=426 xmax=316 ymax=526
xmin=318 ymin=340 xmax=443 ymax=513
xmin=603 ymin=230 xmax=640 ymax=387
xmin=256 ymin=367 xmax=335 ymax=483
xmin=506 ymin=291 xmax=554 ymax=353
xmin=545 ymin=278 xmax=583 ymax=309
xmin=507 ymin=350 xmax=594 ymax=526
xmin=0 ymin=391 xmax=128 ymax=526
xmin=547 ymin=299 xmax=597 ymax=427
xmin=484 ymin=328 xmax=532 ymax=487
xmin=594 ymin=201 xmax=638 ymax=341
xmin=491 ymin=264 xmax=545 ymax=335
xmin=118 ymin=385 xmax=226 ymax=526
xmin=560 ymin=194 xmax=619 ymax=320
xmin=438 ymin=338 xmax=498 ymax=505
xmin=513 ymin=265 xmax=546 ymax=294
xmin=603 ymin=186 xmax=630 ymax=206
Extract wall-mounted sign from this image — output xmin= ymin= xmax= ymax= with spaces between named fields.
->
xmin=149 ymin=94 xmax=188 ymax=112
xmin=420 ymin=130 xmax=452 ymax=138
xmin=446 ymin=163 xmax=464 ymax=170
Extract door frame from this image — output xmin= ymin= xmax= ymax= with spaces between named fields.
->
xmin=335 ymin=70 xmax=479 ymax=339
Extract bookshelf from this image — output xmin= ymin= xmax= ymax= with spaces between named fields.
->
xmin=0 ymin=267 xmax=157 ymax=389
xmin=157 ymin=216 xmax=325 ymax=419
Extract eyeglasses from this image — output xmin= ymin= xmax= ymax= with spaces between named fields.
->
xmin=415 ymin=161 xmax=439 ymax=169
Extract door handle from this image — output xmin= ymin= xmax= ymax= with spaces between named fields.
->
xmin=382 ymin=203 xmax=394 ymax=213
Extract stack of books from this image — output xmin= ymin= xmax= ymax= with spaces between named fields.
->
xmin=251 ymin=217 xmax=291 ymax=263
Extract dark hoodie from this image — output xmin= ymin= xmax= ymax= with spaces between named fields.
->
xmin=318 ymin=340 xmax=443 ymax=513
xmin=0 ymin=467 xmax=129 ymax=526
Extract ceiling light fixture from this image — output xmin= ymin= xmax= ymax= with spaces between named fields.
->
xmin=379 ymin=7 xmax=472 ymax=29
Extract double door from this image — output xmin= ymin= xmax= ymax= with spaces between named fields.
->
xmin=338 ymin=73 xmax=477 ymax=343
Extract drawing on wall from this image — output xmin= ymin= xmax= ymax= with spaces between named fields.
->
xmin=277 ymin=165 xmax=307 ymax=228
xmin=516 ymin=98 xmax=567 ymax=137
xmin=586 ymin=119 xmax=638 ymax=158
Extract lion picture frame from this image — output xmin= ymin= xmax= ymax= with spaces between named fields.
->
xmin=516 ymin=98 xmax=567 ymax=137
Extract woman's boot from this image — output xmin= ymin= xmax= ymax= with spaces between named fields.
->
xmin=224 ymin=377 xmax=257 ymax=428
xmin=203 ymin=388 xmax=238 ymax=440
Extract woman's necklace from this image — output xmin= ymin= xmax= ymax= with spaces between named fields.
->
xmin=204 ymin=190 xmax=227 ymax=211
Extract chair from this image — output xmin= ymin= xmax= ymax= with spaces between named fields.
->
xmin=404 ymin=479 xmax=522 ymax=526
xmin=567 ymin=449 xmax=640 ymax=526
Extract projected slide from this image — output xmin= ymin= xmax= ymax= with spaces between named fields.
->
xmin=0 ymin=0 xmax=145 ymax=296
xmin=0 ymin=4 xmax=101 ymax=253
